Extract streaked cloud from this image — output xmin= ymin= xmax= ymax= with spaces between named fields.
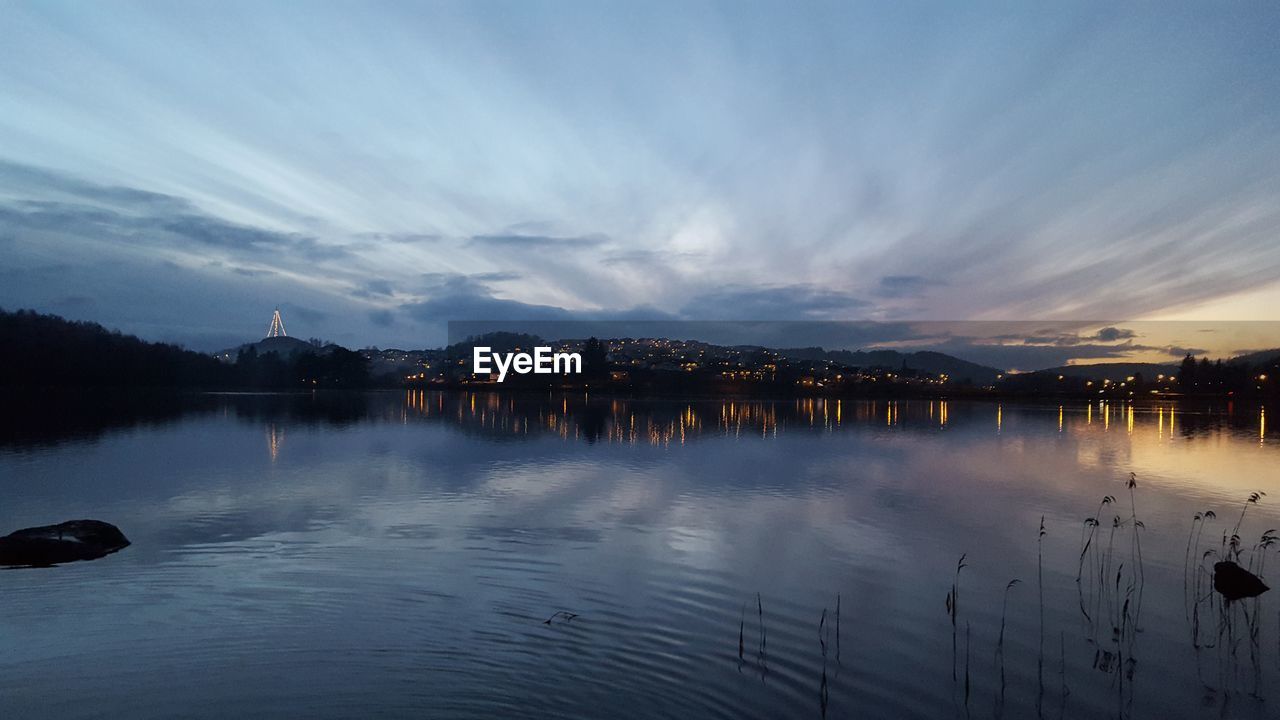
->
xmin=1 ymin=2 xmax=1278 ymax=354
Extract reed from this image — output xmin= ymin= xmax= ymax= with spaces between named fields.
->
xmin=1126 ymin=473 xmax=1146 ymax=622
xmin=1077 ymin=495 xmax=1115 ymax=602
xmin=1232 ymin=492 xmax=1266 ymax=546
xmin=1037 ymin=516 xmax=1045 ymax=717
xmin=964 ymin=621 xmax=972 ymax=717
xmin=738 ymin=603 xmax=745 ymax=662
xmin=1058 ymin=631 xmax=1069 ymax=720
xmin=757 ymin=592 xmax=767 ymax=661
xmin=1101 ymin=515 xmax=1120 ymax=604
xmin=1184 ymin=511 xmax=1209 ymax=620
xmin=542 ymin=610 xmax=578 ymax=625
xmin=993 ymin=579 xmax=1020 ymax=718
xmin=818 ymin=607 xmax=828 ymax=655
xmin=835 ymin=593 xmax=841 ymax=664
xmin=1254 ymin=531 xmax=1277 ymax=578
xmin=945 ymin=553 xmax=967 ymax=681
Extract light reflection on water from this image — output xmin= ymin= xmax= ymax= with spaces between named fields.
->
xmin=0 ymin=391 xmax=1277 ymax=719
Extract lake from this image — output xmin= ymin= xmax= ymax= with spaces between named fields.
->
xmin=1 ymin=391 xmax=1277 ymax=719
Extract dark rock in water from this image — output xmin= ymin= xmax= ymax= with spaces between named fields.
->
xmin=0 ymin=520 xmax=130 ymax=567
xmin=1213 ymin=560 xmax=1269 ymax=601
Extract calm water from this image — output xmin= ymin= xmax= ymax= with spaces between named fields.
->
xmin=1 ymin=392 xmax=1278 ymax=719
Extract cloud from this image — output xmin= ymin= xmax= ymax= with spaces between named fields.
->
xmin=354 ymin=232 xmax=442 ymax=244
xmin=600 ymin=249 xmax=703 ymax=267
xmin=0 ymin=161 xmax=355 ymax=265
xmin=4 ymin=1 xmax=1280 ymax=353
xmin=1093 ymin=326 xmax=1137 ymax=342
xmin=47 ymin=295 xmax=97 ymax=311
xmin=279 ymin=303 xmax=328 ymax=325
xmin=679 ymin=284 xmax=869 ymax=321
xmin=876 ymin=275 xmax=942 ymax=298
xmin=400 ymin=271 xmax=686 ymax=344
xmin=468 ymin=233 xmax=608 ymax=250
xmin=402 ymin=272 xmax=571 ymax=324
xmin=421 ymin=271 xmax=521 ymax=288
xmin=0 ymin=159 xmax=192 ymax=215
xmin=368 ymin=309 xmax=395 ymax=327
xmin=159 ymin=215 xmax=294 ymax=251
xmin=359 ymin=279 xmax=395 ymax=297
xmin=402 ymin=292 xmax=572 ymax=325
xmin=915 ymin=340 xmax=1155 ymax=371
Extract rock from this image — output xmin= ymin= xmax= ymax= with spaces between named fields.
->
xmin=0 ymin=520 xmax=130 ymax=567
xmin=1213 ymin=560 xmax=1269 ymax=601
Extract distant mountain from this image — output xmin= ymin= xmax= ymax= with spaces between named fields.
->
xmin=1228 ymin=348 xmax=1280 ymax=367
xmin=1029 ymin=362 xmax=1177 ymax=382
xmin=776 ymin=347 xmax=1003 ymax=385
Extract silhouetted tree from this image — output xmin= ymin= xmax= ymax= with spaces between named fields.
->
xmin=1178 ymin=354 xmax=1198 ymax=388
xmin=582 ymin=337 xmax=608 ymax=380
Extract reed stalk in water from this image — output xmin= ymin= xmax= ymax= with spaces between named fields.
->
xmin=1037 ymin=517 xmax=1046 ymax=717
xmin=945 ymin=554 xmax=967 ymax=682
xmin=756 ymin=592 xmax=767 ymax=666
xmin=1233 ymin=492 xmax=1265 ymax=540
xmin=835 ymin=593 xmax=841 ymax=664
xmin=1126 ymin=473 xmax=1146 ymax=623
xmin=1184 ymin=511 xmax=1211 ymax=621
xmin=738 ymin=603 xmax=745 ymax=663
xmin=994 ymin=579 xmax=1020 ymax=718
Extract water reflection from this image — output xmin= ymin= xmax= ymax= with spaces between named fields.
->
xmin=3 ymin=390 xmax=1275 ymax=461
xmin=0 ymin=391 xmax=1278 ymax=719
xmin=389 ymin=391 xmax=1274 ymax=449
xmin=266 ymin=423 xmax=283 ymax=462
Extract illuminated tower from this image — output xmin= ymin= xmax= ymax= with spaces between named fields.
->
xmin=266 ymin=308 xmax=287 ymax=338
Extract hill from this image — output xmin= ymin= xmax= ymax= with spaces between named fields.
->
xmin=214 ymin=335 xmax=334 ymax=362
xmin=0 ymin=307 xmax=230 ymax=387
xmin=776 ymin=347 xmax=1002 ymax=385
xmin=1033 ymin=362 xmax=1178 ymax=382
xmin=1228 ymin=348 xmax=1280 ymax=367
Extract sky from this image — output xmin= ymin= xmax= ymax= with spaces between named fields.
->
xmin=1 ymin=1 xmax=1279 ymax=364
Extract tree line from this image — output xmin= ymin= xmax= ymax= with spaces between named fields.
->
xmin=1178 ymin=353 xmax=1277 ymax=397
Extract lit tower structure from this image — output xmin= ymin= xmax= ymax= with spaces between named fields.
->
xmin=266 ymin=308 xmax=287 ymax=338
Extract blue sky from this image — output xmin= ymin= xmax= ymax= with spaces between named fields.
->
xmin=1 ymin=1 xmax=1278 ymax=355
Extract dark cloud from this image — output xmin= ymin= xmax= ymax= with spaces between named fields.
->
xmin=468 ymin=233 xmax=607 ymax=250
xmin=402 ymin=271 xmax=573 ymax=324
xmin=0 ymin=161 xmax=354 ymax=264
xmin=279 ymin=303 xmax=328 ymax=325
xmin=159 ymin=215 xmax=293 ymax=250
xmin=601 ymin=249 xmax=703 ymax=267
xmin=403 ymin=294 xmax=571 ymax=325
xmin=679 ymin=284 xmax=869 ymax=321
xmin=355 ymin=232 xmax=443 ymax=244
xmin=422 ymin=271 xmax=521 ymax=287
xmin=914 ymin=340 xmax=1156 ymax=371
xmin=47 ymin=295 xmax=97 ymax=311
xmin=0 ymin=159 xmax=192 ymax=214
xmin=1094 ymin=326 xmax=1137 ymax=342
xmin=231 ymin=267 xmax=278 ymax=278
xmin=876 ymin=275 xmax=942 ymax=298
xmin=368 ymin=309 xmax=395 ymax=327
xmin=292 ymin=237 xmax=354 ymax=262
xmin=357 ymin=279 xmax=395 ymax=297
xmin=1163 ymin=345 xmax=1207 ymax=357
xmin=403 ymin=272 xmax=681 ymax=344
